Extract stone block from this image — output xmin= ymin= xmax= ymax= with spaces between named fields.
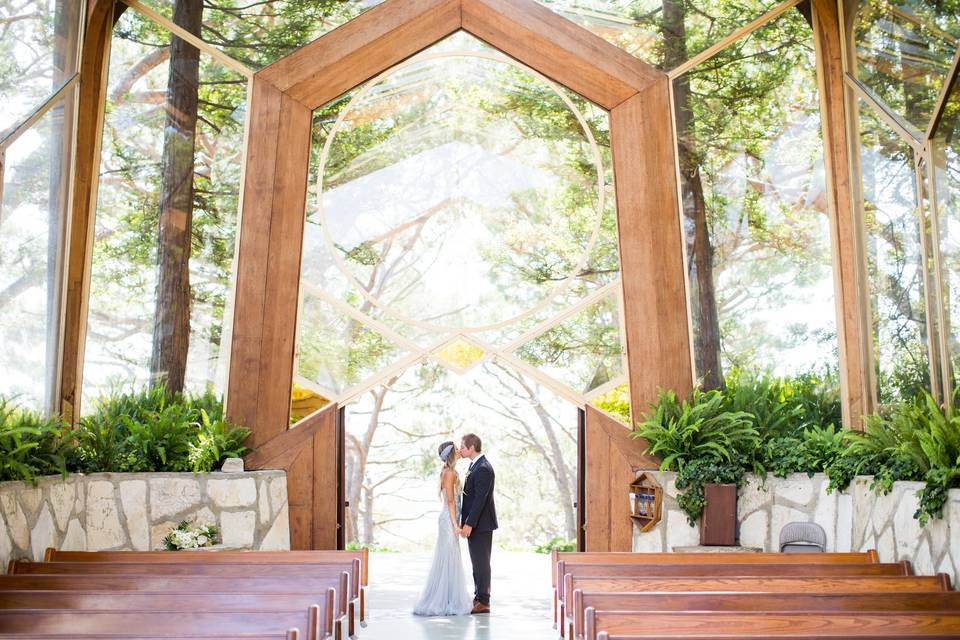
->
xmin=86 ymin=481 xmax=125 ymax=551
xmin=872 ymin=487 xmax=901 ymax=531
xmin=914 ymin=538 xmax=933 ymax=576
xmin=893 ymin=488 xmax=923 ymax=558
xmin=190 ymin=507 xmax=217 ymax=529
xmin=220 ymin=510 xmax=256 ymax=548
xmin=739 ymin=509 xmax=768 ymax=551
xmin=666 ymin=509 xmax=700 ymax=548
xmin=851 ymin=478 xmax=874 ymax=547
xmin=774 ymin=476 xmax=814 ymax=507
xmin=859 ymin=533 xmax=876 ymax=553
xmin=1 ymin=496 xmax=28 ymax=550
xmin=836 ymin=493 xmax=853 ymax=552
xmin=770 ymin=504 xmax=808 ymax=549
xmin=119 ymin=481 xmax=149 ymax=551
xmin=30 ymin=503 xmax=56 ymax=561
xmin=876 ymin=525 xmax=894 ymax=562
xmin=0 ymin=517 xmax=12 ymax=567
xmin=149 ymin=478 xmax=201 ymax=520
xmin=207 ymin=478 xmax=257 ymax=508
xmin=950 ymin=500 xmax=960 ymax=579
xmin=269 ymin=477 xmax=288 ymax=518
xmin=150 ymin=521 xmax=177 ymax=550
xmin=813 ymin=484 xmax=838 ymax=551
xmin=258 ymin=482 xmax=270 ymax=525
xmin=737 ymin=476 xmax=768 ymax=518
xmin=259 ymin=505 xmax=290 ymax=551
xmin=61 ymin=519 xmax=86 ymax=551
xmin=49 ymin=482 xmax=76 ymax=530
xmin=220 ymin=458 xmax=244 ymax=473
xmin=18 ymin=486 xmax=42 ymax=518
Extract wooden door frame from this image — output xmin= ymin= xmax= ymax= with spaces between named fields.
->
xmin=226 ymin=0 xmax=692 ymax=549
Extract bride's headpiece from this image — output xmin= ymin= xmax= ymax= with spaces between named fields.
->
xmin=440 ymin=443 xmax=454 ymax=462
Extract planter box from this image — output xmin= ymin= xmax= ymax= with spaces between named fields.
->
xmin=700 ymin=483 xmax=737 ymax=546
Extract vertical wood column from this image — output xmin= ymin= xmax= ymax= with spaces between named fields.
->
xmin=610 ymin=79 xmax=694 ymax=410
xmin=226 ymin=78 xmax=311 ymax=446
xmin=812 ymin=0 xmax=873 ymax=427
xmin=60 ymin=0 xmax=115 ymax=421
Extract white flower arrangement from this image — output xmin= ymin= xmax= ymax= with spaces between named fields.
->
xmin=163 ymin=520 xmax=220 ymax=551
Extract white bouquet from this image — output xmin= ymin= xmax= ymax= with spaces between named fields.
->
xmin=163 ymin=520 xmax=220 ymax=550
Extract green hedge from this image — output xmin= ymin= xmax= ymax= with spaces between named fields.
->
xmin=0 ymin=387 xmax=250 ymax=483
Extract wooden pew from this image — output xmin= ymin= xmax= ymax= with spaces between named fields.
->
xmin=567 ymin=574 xmax=952 ymax=595
xmin=556 ymin=560 xmax=911 ymax=630
xmin=0 ymin=573 xmax=349 ymax=640
xmin=45 ymin=548 xmax=371 ymax=622
xmin=571 ymin=592 xmax=960 ymax=640
xmin=2 ymin=634 xmax=300 ymax=640
xmin=0 ymin=610 xmax=322 ymax=639
xmin=549 ymin=550 xmax=879 ymax=626
xmin=9 ymin=560 xmax=358 ymax=637
xmin=584 ymin=610 xmax=960 ymax=640
xmin=0 ymin=589 xmax=338 ymax=640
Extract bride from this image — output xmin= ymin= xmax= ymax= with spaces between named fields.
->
xmin=412 ymin=441 xmax=474 ymax=616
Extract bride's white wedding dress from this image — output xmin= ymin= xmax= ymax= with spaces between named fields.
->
xmin=412 ymin=493 xmax=474 ymax=616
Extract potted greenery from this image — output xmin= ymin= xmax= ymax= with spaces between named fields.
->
xmin=634 ymin=388 xmax=758 ymax=544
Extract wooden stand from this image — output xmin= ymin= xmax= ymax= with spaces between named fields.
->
xmin=699 ymin=483 xmax=737 ymax=546
xmin=629 ymin=473 xmax=663 ymax=532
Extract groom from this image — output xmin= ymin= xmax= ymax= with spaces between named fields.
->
xmin=459 ymin=433 xmax=497 ymax=614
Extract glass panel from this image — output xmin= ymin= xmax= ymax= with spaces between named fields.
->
xmin=534 ymin=0 xmax=784 ymax=70
xmin=851 ymin=0 xmax=960 ymax=133
xmin=295 ymin=292 xmax=410 ymax=399
xmin=83 ymin=12 xmax=247 ymax=406
xmin=676 ymin=11 xmax=840 ymax=389
xmin=931 ymin=73 xmax=960 ymax=389
xmin=916 ymin=157 xmax=942 ymax=397
xmin=591 ymin=382 xmax=631 ymax=425
xmin=135 ymin=0 xmax=386 ymax=69
xmin=0 ymin=88 xmax=74 ymax=410
xmin=858 ymin=100 xmax=931 ymax=401
xmin=314 ymin=37 xmax=606 ymax=332
xmin=290 ymin=383 xmax=331 ymax=425
xmin=515 ymin=291 xmax=624 ymax=395
xmin=432 ymin=337 xmax=488 ymax=373
xmin=344 ymin=360 xmax=578 ymax=550
xmin=0 ymin=0 xmax=81 ymax=134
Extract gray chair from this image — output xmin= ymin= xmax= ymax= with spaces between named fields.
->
xmin=779 ymin=522 xmax=827 ymax=553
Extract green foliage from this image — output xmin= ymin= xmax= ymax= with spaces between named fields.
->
xmin=74 ymin=387 xmax=250 ymax=474
xmin=163 ymin=520 xmax=219 ymax=551
xmin=0 ymin=398 xmax=72 ymax=483
xmin=675 ymin=458 xmax=745 ymax=526
xmin=535 ymin=536 xmax=577 ymax=554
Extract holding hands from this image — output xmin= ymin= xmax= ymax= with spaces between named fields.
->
xmin=460 ymin=524 xmax=472 ymax=539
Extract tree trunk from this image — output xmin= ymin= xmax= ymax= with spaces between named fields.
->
xmin=150 ymin=0 xmax=202 ymax=391
xmin=663 ymin=0 xmax=724 ymax=390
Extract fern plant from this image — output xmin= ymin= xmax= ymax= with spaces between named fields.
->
xmin=0 ymin=398 xmax=71 ymax=483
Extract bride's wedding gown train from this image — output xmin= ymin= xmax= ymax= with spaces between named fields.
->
xmin=413 ymin=495 xmax=474 ymax=616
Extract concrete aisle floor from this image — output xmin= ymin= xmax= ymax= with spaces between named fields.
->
xmin=359 ymin=550 xmax=557 ymax=640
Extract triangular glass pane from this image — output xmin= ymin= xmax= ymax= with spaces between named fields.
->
xmin=290 ymin=382 xmax=331 ymax=425
xmin=295 ymin=293 xmax=410 ymax=398
xmin=514 ymin=291 xmax=624 ymax=394
xmin=852 ymin=1 xmax=960 ymax=133
xmin=433 ymin=338 xmax=488 ymax=373
xmin=536 ymin=0 xmax=784 ymax=70
xmin=590 ymin=383 xmax=631 ymax=426
xmin=133 ymin=0 xmax=386 ymax=70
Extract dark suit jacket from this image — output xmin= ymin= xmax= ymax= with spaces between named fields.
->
xmin=461 ymin=456 xmax=498 ymax=532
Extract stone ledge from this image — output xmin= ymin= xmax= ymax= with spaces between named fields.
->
xmin=0 ymin=471 xmax=290 ymax=571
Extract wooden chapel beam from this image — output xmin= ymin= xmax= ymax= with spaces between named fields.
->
xmin=461 ymin=0 xmax=657 ymax=110
xmin=60 ymin=0 xmax=116 ymax=422
xmin=610 ymin=79 xmax=694 ymax=410
xmin=226 ymin=78 xmax=312 ymax=447
xmin=811 ymin=0 xmax=872 ymax=427
xmin=259 ymin=0 xmax=461 ymax=109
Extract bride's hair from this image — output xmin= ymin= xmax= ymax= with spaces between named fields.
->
xmin=437 ymin=440 xmax=460 ymax=495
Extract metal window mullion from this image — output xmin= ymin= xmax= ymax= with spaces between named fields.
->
xmin=844 ymin=74 xmax=924 ymax=153
xmin=924 ymin=142 xmax=955 ymax=404
xmin=122 ymin=0 xmax=254 ymax=80
xmin=926 ymin=47 xmax=960 ymax=142
xmin=913 ymin=153 xmax=943 ymax=403
xmin=0 ymin=74 xmax=79 ymax=150
xmin=667 ymin=0 xmax=805 ymax=80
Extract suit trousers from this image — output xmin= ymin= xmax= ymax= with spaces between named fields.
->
xmin=466 ymin=531 xmax=493 ymax=605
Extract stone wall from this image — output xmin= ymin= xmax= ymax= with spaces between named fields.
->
xmin=632 ymin=472 xmax=959 ymax=584
xmin=0 ymin=471 xmax=289 ymax=570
